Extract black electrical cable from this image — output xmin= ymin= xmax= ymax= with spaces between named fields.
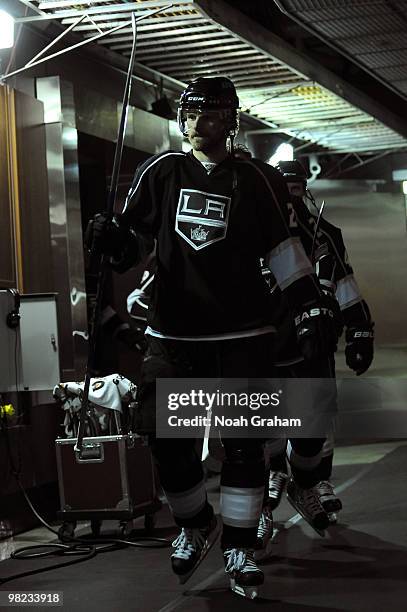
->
xmin=0 ymin=418 xmax=171 ymax=586
xmin=1 ymin=286 xmax=170 ymax=588
xmin=0 ymin=544 xmax=97 ymax=586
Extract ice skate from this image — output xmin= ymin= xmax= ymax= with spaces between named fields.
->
xmin=315 ymin=480 xmax=342 ymax=521
xmin=267 ymin=470 xmax=288 ymax=510
xmin=171 ymin=515 xmax=219 ymax=584
xmin=254 ymin=506 xmax=274 ymax=561
xmin=287 ymin=478 xmax=330 ymax=536
xmin=224 ymin=547 xmax=264 ymax=599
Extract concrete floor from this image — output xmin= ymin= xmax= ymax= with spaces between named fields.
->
xmin=1 ymin=346 xmax=406 ymax=610
xmin=1 ymin=439 xmax=407 ymax=611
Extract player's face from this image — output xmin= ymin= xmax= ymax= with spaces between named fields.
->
xmin=287 ymin=181 xmax=306 ymax=197
xmin=185 ymin=109 xmax=227 ymax=151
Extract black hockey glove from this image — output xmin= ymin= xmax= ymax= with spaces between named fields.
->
xmin=116 ymin=326 xmax=147 ymax=354
xmin=294 ymin=301 xmax=338 ymax=361
xmin=345 ymin=323 xmax=374 ymax=375
xmin=85 ymin=213 xmax=125 ymax=259
xmin=85 ymin=213 xmax=147 ymax=272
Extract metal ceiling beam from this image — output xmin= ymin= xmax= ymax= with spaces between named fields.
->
xmin=250 ymin=117 xmax=373 ymax=133
xmin=16 ymin=1 xmax=192 ymax=22
xmin=2 ymin=5 xmax=172 ymax=81
xmin=38 ymin=0 xmax=190 ymax=9
xmin=98 ymin=29 xmax=226 ymax=46
xmin=167 ymin=59 xmax=275 ymax=74
xmin=259 ymin=105 xmax=358 ymax=116
xmin=16 ymin=0 xmax=46 ymax=15
xmin=145 ymin=49 xmax=263 ymax=68
xmin=238 ymin=81 xmax=310 ymax=95
xmin=194 ymin=0 xmax=407 ymax=140
xmin=130 ymin=41 xmax=246 ymax=59
xmin=329 ymin=144 xmax=407 ymax=154
xmin=61 ymin=14 xmax=204 ymax=26
xmin=254 ymin=99 xmax=356 ymax=111
xmin=78 ymin=20 xmax=220 ymax=35
xmin=62 ymin=17 xmax=207 ymax=32
xmin=172 ymin=62 xmax=287 ymax=78
xmin=332 ymin=151 xmax=392 ymax=177
xmin=273 ymin=0 xmax=407 ymax=104
xmin=230 ymin=74 xmax=299 ymax=86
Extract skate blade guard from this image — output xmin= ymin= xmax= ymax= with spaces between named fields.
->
xmin=230 ymin=580 xmax=259 ymax=599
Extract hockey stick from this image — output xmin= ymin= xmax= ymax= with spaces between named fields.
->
xmin=310 ymin=199 xmax=325 ymax=266
xmin=309 ymin=199 xmax=337 ymax=379
xmin=74 ymin=13 xmax=139 ymax=456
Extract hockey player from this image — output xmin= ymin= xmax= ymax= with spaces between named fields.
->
xmin=230 ymin=150 xmax=338 ymax=551
xmin=88 ymin=77 xmax=337 ymax=599
xmin=256 ymin=160 xmax=374 ymax=555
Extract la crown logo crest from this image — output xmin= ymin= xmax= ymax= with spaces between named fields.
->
xmin=175 ymin=189 xmax=231 ymax=250
xmin=191 ymin=225 xmax=210 ymax=242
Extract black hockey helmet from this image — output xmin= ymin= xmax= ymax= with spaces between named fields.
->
xmin=276 ymin=160 xmax=307 ymax=182
xmin=276 ymin=160 xmax=308 ymax=196
xmin=178 ymin=76 xmax=240 ymax=137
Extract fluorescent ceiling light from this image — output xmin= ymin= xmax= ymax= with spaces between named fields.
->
xmin=0 ymin=10 xmax=14 ymax=49
xmin=268 ymin=142 xmax=294 ymax=166
xmin=402 ymin=181 xmax=407 ymax=195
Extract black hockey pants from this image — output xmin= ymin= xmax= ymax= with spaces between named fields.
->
xmin=136 ymin=333 xmax=277 ymax=548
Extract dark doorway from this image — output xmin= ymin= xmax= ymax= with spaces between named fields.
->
xmin=77 ymin=132 xmax=150 ymax=381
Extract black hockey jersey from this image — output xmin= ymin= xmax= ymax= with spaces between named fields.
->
xmin=120 ymin=151 xmax=320 ymax=339
xmin=263 ymin=193 xmax=372 ymax=364
xmin=289 ymin=195 xmax=371 ymax=327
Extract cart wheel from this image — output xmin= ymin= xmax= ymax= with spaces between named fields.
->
xmin=58 ymin=521 xmax=76 ymax=541
xmin=91 ymin=520 xmax=102 ymax=537
xmin=119 ymin=520 xmax=131 ymax=537
xmin=144 ymin=513 xmax=156 ymax=534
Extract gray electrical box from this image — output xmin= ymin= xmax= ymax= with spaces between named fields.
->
xmin=19 ymin=294 xmax=60 ymax=391
xmin=0 ymin=290 xmax=23 ymax=393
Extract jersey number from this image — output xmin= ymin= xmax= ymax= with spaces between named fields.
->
xmin=287 ymin=202 xmax=298 ymax=228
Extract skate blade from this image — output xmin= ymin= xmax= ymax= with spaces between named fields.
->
xmin=177 ymin=524 xmax=221 ymax=585
xmin=230 ymin=579 xmax=259 ymax=599
xmin=287 ymin=495 xmax=326 ymax=538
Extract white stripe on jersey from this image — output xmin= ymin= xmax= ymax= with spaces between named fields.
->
xmin=127 ymin=273 xmax=154 ymax=314
xmin=122 ymin=152 xmax=185 ymax=212
xmin=165 ymin=479 xmax=207 ymax=519
xmin=336 ymin=274 xmax=363 ymax=310
xmin=266 ymin=236 xmax=313 ymax=291
xmin=220 ymin=485 xmax=264 ymax=528
xmin=144 ymin=325 xmax=276 ymax=341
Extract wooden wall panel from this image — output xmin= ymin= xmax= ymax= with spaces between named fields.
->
xmin=14 ymin=90 xmax=53 ymax=293
xmin=0 ymin=87 xmax=16 ymax=288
